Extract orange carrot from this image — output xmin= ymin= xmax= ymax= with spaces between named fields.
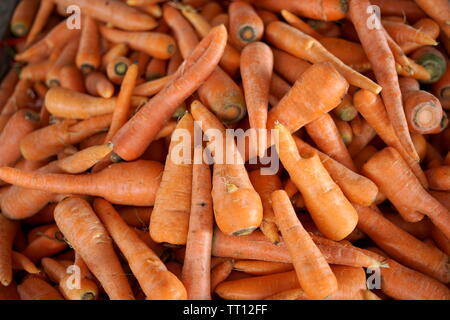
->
xmin=400 ymin=18 xmax=440 ymax=54
xmin=210 ymin=259 xmax=234 ymax=292
xmin=272 ymin=48 xmax=309 ymax=84
xmin=334 ymin=116 xmax=353 ymax=145
xmin=267 ymin=62 xmax=348 ymax=132
xmin=59 ymin=65 xmax=86 ymax=93
xmin=411 ymin=132 xmax=427 ymax=162
xmin=349 ymin=0 xmax=419 ymax=162
xmin=229 ymin=1 xmax=263 ymax=49
xmin=22 ymin=224 xmax=67 ymax=263
xmin=180 ymin=148 xmax=213 ymax=298
xmin=25 ymin=0 xmax=54 ymax=45
xmin=101 ymin=43 xmax=129 ymax=70
xmin=266 ymin=21 xmax=381 ymax=94
xmin=414 ymin=0 xmax=450 ymax=38
xmin=269 ymin=73 xmax=290 ymax=100
xmin=145 ymin=58 xmax=167 ymax=81
xmin=54 ymin=197 xmax=134 ymax=300
xmin=275 ymin=122 xmax=358 ymax=241
xmin=281 ymin=10 xmax=323 ymax=39
xmin=271 ymin=190 xmax=338 ymax=300
xmin=426 ymin=166 xmax=450 ymax=191
xmin=18 ymin=276 xmax=64 ymax=300
xmin=10 ymin=0 xmax=39 ymax=37
xmin=0 ymin=69 xmax=19 ymax=111
xmin=116 ymin=206 xmax=153 ymax=229
xmin=200 ymin=1 xmax=223 ymax=21
xmin=347 ymin=117 xmax=377 ymax=157
xmin=382 ymin=209 xmax=432 ymax=240
xmin=255 ymin=9 xmax=278 ymax=26
xmin=370 ymin=0 xmax=425 ymax=21
xmin=46 ymin=37 xmax=80 ymax=87
xmin=383 ymin=20 xmax=437 ymax=47
xmin=23 ymin=203 xmax=57 ymax=226
xmin=85 ymin=72 xmax=115 ymax=98
xmin=233 ymin=260 xmax=293 ymax=276
xmin=76 ymin=16 xmax=101 ymax=74
xmin=0 ymin=214 xmax=19 ymax=286
xmin=57 ymin=144 xmax=113 ymax=174
xmin=150 ymin=113 xmax=194 ymax=245
xmin=106 ymin=56 xmax=130 ymax=85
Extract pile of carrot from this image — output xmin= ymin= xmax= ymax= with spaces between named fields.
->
xmin=0 ymin=0 xmax=449 ymax=301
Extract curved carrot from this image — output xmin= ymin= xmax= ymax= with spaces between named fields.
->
xmin=271 ymin=190 xmax=337 ymax=300
xmin=1 ymin=78 xmax=35 ymax=119
xmin=54 ymin=197 xmax=134 ymax=300
xmin=18 ymin=276 xmax=64 ymax=300
xmin=85 ymin=72 xmax=115 ymax=98
xmin=93 ymin=198 xmax=187 ymax=300
xmin=25 ymin=0 xmax=54 ymax=45
xmin=111 ymin=25 xmax=228 ymax=161
xmin=76 ymin=16 xmax=101 ymax=74
xmin=426 ymin=166 xmax=450 ymax=191
xmin=383 ymin=20 xmax=437 ymax=47
xmin=411 ymin=46 xmax=447 ymax=84
xmin=0 ymin=214 xmax=19 ymax=286
xmin=57 ymin=143 xmax=113 ymax=174
xmin=229 ymin=1 xmax=263 ymax=49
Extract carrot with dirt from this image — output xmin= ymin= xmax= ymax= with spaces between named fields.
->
xmin=353 ymin=89 xmax=428 ymax=187
xmin=432 ymin=64 xmax=450 ymax=110
xmin=248 ymin=170 xmax=282 ymax=244
xmin=25 ymin=0 xmax=54 ymax=45
xmin=93 ymin=198 xmax=186 ymax=300
xmin=399 ymin=77 xmax=443 ymax=134
xmin=0 ymin=160 xmax=163 ymax=206
xmin=414 ymin=0 xmax=450 ymax=37
xmin=85 ymin=72 xmax=115 ymax=98
xmin=293 ymin=137 xmax=378 ymax=206
xmin=267 ymin=62 xmax=348 ymax=132
xmin=305 ymin=113 xmax=357 ymax=171
xmin=191 ymin=100 xmax=263 ymax=236
xmin=182 ymin=146 xmax=214 ymax=300
xmin=0 ymin=214 xmax=19 ymax=286
xmin=76 ymin=16 xmax=101 ymax=74
xmin=18 ymin=276 xmax=64 ymax=300
xmin=411 ymin=46 xmax=447 ymax=84
xmin=228 ymin=1 xmax=263 ymax=48
xmin=57 ymin=143 xmax=113 ymax=174
xmin=22 ymin=224 xmax=68 ymax=263
xmin=110 ymin=25 xmax=228 ymax=161
xmin=349 ymin=0 xmax=419 ymax=162
xmin=266 ymin=21 xmax=381 ymax=94
xmin=54 ymin=0 xmax=157 ymax=31
xmin=240 ymin=42 xmax=273 ymax=158
xmin=58 ymin=65 xmax=85 ymax=93
xmin=431 ymin=225 xmax=450 ymax=256
xmin=274 ymin=122 xmax=358 ymax=241
xmin=271 ymin=190 xmax=338 ymax=300
xmin=10 ymin=0 xmax=39 ymax=37
xmin=0 ymin=109 xmax=40 ymax=167
xmin=54 ymin=197 xmax=134 ymax=300
xmin=281 ymin=10 xmax=323 ymax=39
xmin=150 ymin=113 xmax=194 ymax=245
xmin=363 ymin=147 xmax=450 ymax=238
xmin=354 ymin=204 xmax=449 ymax=283
xmin=46 ymin=37 xmax=80 ymax=87
xmin=426 ymin=166 xmax=450 ymax=191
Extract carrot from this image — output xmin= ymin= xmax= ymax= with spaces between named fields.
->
xmin=181 ymin=146 xmax=213 ymax=300
xmin=411 ymin=132 xmax=427 ymax=162
xmin=319 ymin=38 xmax=371 ymax=73
xmin=57 ymin=144 xmax=113 ymax=174
xmin=22 ymin=224 xmax=67 ymax=263
xmin=411 ymin=46 xmax=447 ymax=84
xmin=349 ymin=0 xmax=419 ymax=162
xmin=414 ymin=0 xmax=450 ymax=37
xmin=132 ymin=74 xmax=174 ymax=97
xmin=10 ymin=0 xmax=39 ymax=37
xmin=431 ymin=225 xmax=450 ymax=256
xmin=76 ymin=16 xmax=101 ymax=74
xmin=166 ymin=50 xmax=183 ymax=76
xmin=426 ymin=166 xmax=450 ymax=191
xmin=84 ymin=72 xmax=114 ymax=99
xmin=46 ymin=37 xmax=80 ymax=87
xmin=0 ymin=109 xmax=40 ymax=167
xmin=59 ymin=65 xmax=85 ymax=93
xmin=363 ymin=147 xmax=450 ymax=238
xmin=1 ymin=78 xmax=35 ymax=118
xmin=271 ymin=190 xmax=338 ymax=299
xmin=354 ymin=204 xmax=449 ymax=283
xmin=228 ymin=1 xmax=263 ymax=49
xmin=0 ymin=214 xmax=19 ymax=286
xmin=54 ymin=0 xmax=157 ymax=31
xmin=233 ymin=260 xmax=293 ymax=276
xmin=400 ymin=18 xmax=440 ymax=54
xmin=0 ymin=281 xmax=20 ymax=300
xmin=54 ymin=197 xmax=134 ymax=300
xmin=432 ymin=63 xmax=450 ymax=110
xmin=305 ymin=113 xmax=357 ymax=170
xmin=18 ymin=276 xmax=64 ymax=300
xmin=264 ymin=288 xmax=308 ymax=300
xmin=266 ymin=21 xmax=381 ymax=94
xmin=15 ymin=19 xmax=81 ymax=62
xmin=200 ymin=1 xmax=223 ymax=21
xmin=210 ymin=259 xmax=234 ymax=292
xmin=244 ymin=0 xmax=347 ymax=21
xmin=281 ymin=10 xmax=323 ymax=39
xmin=93 ymin=198 xmax=186 ymax=300
xmin=111 ymin=25 xmax=228 ymax=161
xmin=145 ymin=58 xmax=167 ymax=81
xmin=132 ymin=51 xmax=151 ymax=79
xmin=191 ymin=100 xmax=263 ymax=236
xmin=267 ymin=62 xmax=348 ymax=132
xmin=215 ymin=270 xmax=299 ymax=300
xmin=370 ymin=0 xmax=425 ymax=21
xmin=12 ymin=250 xmax=39 ymax=273
xmin=271 ymin=48 xmax=310 ymax=86
xmin=210 ymin=12 xmax=229 ymax=27
xmin=334 ymin=116 xmax=353 ymax=145
xmin=25 ymin=0 xmax=54 ymax=45
xmin=115 ymin=206 xmax=152 ymax=229
xmin=307 ymin=19 xmax=341 ymax=38
xmin=275 ymin=122 xmax=358 ymax=240
xmin=106 ymin=56 xmax=130 ymax=85
xmin=101 ymin=43 xmax=129 ymax=70
xmin=353 ymin=89 xmax=428 ymax=187
xmin=149 ymin=113 xmax=194 ymax=245
xmin=382 ymin=20 xmax=437 ymax=47
xmin=99 ymin=26 xmax=176 ymax=60
xmin=269 ymin=73 xmax=290 ymax=100
xmin=23 ymin=203 xmax=57 ymax=225
xmin=399 ymin=77 xmax=444 ymax=134
xmin=248 ymin=170 xmax=281 ymax=244
xmin=382 ymin=209 xmax=432 ymax=240
xmin=0 ymin=69 xmax=19 ymax=111
xmin=240 ymin=42 xmax=272 ymax=157
xmin=19 ymin=59 xmax=52 ymax=82
xmin=0 ymin=160 xmax=163 ymax=206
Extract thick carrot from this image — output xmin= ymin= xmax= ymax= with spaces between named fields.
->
xmin=85 ymin=72 xmax=114 ymax=98
xmin=411 ymin=46 xmax=447 ymax=84
xmin=271 ymin=190 xmax=338 ymax=299
xmin=22 ymin=224 xmax=67 ymax=263
xmin=354 ymin=204 xmax=449 ymax=283
xmin=281 ymin=10 xmax=323 ymax=39
xmin=228 ymin=1 xmax=263 ymax=49
xmin=267 ymin=62 xmax=348 ymax=132
xmin=363 ymin=147 xmax=450 ymax=238
xmin=99 ymin=25 xmax=176 ymax=60
xmin=240 ymin=42 xmax=272 ymax=157
xmin=10 ymin=0 xmax=39 ymax=37
xmin=353 ymin=89 xmax=428 ymax=187
xmin=57 ymin=144 xmax=113 ymax=174
xmin=93 ymin=198 xmax=187 ymax=300
xmin=0 ymin=160 xmax=163 ymax=206
xmin=248 ymin=170 xmax=282 ymax=243
xmin=25 ymin=0 xmax=54 ymax=45
xmin=54 ymin=0 xmax=157 ymax=31
xmin=150 ymin=113 xmax=194 ymax=245
xmin=275 ymin=122 xmax=358 ymax=241
xmin=244 ymin=0 xmax=347 ymax=21
xmin=111 ymin=25 xmax=228 ymax=161
xmin=0 ymin=214 xmax=19 ymax=286
xmin=414 ymin=0 xmax=450 ymax=37
xmin=426 ymin=166 xmax=450 ymax=191
xmin=349 ymin=0 xmax=419 ymax=162
xmin=18 ymin=276 xmax=64 ymax=300
xmin=54 ymin=197 xmax=134 ymax=300
xmin=0 ymin=109 xmax=39 ymax=167
xmin=305 ymin=113 xmax=357 ymax=170
xmin=266 ymin=21 xmax=381 ymax=94
xmin=76 ymin=16 xmax=101 ymax=74
xmin=181 ymin=148 xmax=213 ymax=299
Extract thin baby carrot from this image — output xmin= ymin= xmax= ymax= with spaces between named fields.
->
xmin=281 ymin=10 xmax=323 ymax=39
